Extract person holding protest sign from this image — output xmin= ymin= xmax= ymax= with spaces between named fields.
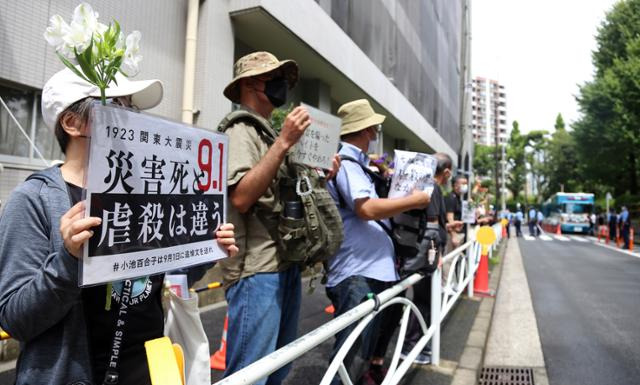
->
xmin=217 ymin=51 xmax=340 ymax=385
xmin=399 ymin=152 xmax=455 ymax=365
xmin=325 ymin=99 xmax=431 ymax=384
xmin=0 ymin=68 xmax=239 ymax=385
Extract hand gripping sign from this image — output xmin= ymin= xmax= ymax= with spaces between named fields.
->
xmin=81 ymin=104 xmax=229 ymax=286
xmin=388 ymin=150 xmax=437 ymax=198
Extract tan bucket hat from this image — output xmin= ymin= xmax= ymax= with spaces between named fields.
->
xmin=338 ymin=99 xmax=386 ymax=136
xmin=223 ymin=51 xmax=299 ymax=103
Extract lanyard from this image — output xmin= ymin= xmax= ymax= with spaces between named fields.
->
xmin=102 ymin=279 xmax=133 ymax=385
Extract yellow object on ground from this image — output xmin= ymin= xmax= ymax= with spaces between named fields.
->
xmin=145 ymin=336 xmax=185 ymax=385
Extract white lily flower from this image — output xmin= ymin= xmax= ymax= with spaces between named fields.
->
xmin=121 ymin=31 xmax=142 ymax=76
xmin=43 ymin=14 xmax=70 ymax=50
xmin=71 ymin=3 xmax=106 ymax=36
xmin=63 ymin=22 xmax=93 ymax=54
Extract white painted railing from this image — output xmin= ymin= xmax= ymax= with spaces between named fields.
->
xmin=215 ymin=225 xmax=503 ymax=385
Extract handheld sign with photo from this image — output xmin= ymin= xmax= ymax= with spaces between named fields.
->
xmin=289 ymin=103 xmax=340 ymax=170
xmin=388 ymin=150 xmax=437 ymax=199
xmin=81 ymin=104 xmax=229 ymax=286
xmin=461 ymin=201 xmax=476 ymax=224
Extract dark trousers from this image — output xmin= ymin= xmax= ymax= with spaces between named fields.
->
xmin=528 ymin=220 xmax=537 ymax=236
xmin=325 ymin=276 xmax=395 ymax=384
xmin=609 ymin=223 xmax=617 ymax=242
xmin=506 ymin=222 xmax=511 ymax=238
xmin=515 ymin=220 xmax=522 ymax=237
xmin=403 ymin=273 xmax=432 ymax=354
xmin=622 ymin=224 xmax=631 ymax=249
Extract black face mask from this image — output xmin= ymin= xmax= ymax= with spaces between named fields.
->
xmin=263 ymin=77 xmax=288 ymax=107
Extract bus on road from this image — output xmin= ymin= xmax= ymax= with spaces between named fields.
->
xmin=541 ymin=193 xmax=595 ymax=234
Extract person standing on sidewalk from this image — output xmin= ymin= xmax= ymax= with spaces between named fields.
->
xmin=401 ymin=153 xmax=453 ymax=365
xmin=514 ymin=204 xmax=524 ymax=237
xmin=536 ymin=210 xmax=544 ymax=237
xmin=445 ymin=175 xmax=467 ymax=250
xmin=217 ymin=51 xmax=341 ymax=384
xmin=608 ymin=208 xmax=618 ymax=243
xmin=528 ymin=207 xmax=537 ymax=236
xmin=619 ymin=206 xmax=631 ymax=249
xmin=326 ymin=99 xmax=431 ymax=384
xmin=0 ymin=68 xmax=239 ymax=385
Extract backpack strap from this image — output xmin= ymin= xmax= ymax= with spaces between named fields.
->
xmin=331 ymin=154 xmax=398 ymax=254
xmin=218 ymin=109 xmax=277 ymax=146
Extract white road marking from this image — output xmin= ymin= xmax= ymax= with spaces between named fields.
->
xmin=524 ymin=235 xmax=535 ymax=241
xmin=591 ymin=240 xmax=640 ymax=259
xmin=554 ymin=235 xmax=570 ymax=241
xmin=570 ymin=236 xmax=588 ymax=242
xmin=539 ymin=234 xmax=553 ymax=241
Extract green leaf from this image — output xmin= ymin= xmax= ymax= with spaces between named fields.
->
xmin=75 ymin=47 xmax=99 ymax=85
xmin=57 ymin=53 xmax=92 ymax=84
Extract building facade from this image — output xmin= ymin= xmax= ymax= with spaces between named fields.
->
xmin=0 ymin=0 xmax=472 ymax=204
xmin=471 ymin=76 xmax=508 ymax=146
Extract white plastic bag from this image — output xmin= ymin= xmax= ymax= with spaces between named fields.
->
xmin=164 ymin=288 xmax=211 ymax=385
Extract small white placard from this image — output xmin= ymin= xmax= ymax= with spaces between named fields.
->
xmin=461 ymin=201 xmax=476 ymax=224
xmin=388 ymin=150 xmax=437 ymax=198
xmin=290 ymin=103 xmax=341 ymax=169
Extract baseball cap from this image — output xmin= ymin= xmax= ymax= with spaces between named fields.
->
xmin=42 ymin=67 xmax=164 ymax=129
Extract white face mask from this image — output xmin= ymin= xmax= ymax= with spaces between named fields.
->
xmin=366 ymin=125 xmax=381 ymax=153
xmin=460 ymin=184 xmax=468 ymax=194
xmin=367 ymin=139 xmax=379 ymax=154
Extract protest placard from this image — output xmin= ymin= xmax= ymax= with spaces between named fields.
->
xmin=81 ymin=104 xmax=229 ymax=286
xmin=289 ymin=103 xmax=341 ymax=170
xmin=461 ymin=201 xmax=476 ymax=223
xmin=388 ymin=150 xmax=437 ymax=199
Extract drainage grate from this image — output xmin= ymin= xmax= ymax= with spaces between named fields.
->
xmin=478 ymin=367 xmax=535 ymax=385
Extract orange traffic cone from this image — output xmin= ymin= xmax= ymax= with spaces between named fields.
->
xmin=556 ymin=224 xmax=561 ymax=235
xmin=474 ymin=247 xmax=492 ymax=297
xmin=630 ymin=228 xmax=634 ymax=251
xmin=324 ymin=304 xmax=335 ymax=314
xmin=210 ymin=313 xmax=228 ymax=371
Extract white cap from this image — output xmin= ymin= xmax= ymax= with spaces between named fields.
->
xmin=42 ymin=67 xmax=163 ymax=129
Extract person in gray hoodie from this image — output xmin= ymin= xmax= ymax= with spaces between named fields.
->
xmin=0 ymin=68 xmax=238 ymax=385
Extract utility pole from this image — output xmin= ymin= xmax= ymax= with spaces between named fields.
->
xmin=501 ymin=144 xmax=506 ymax=211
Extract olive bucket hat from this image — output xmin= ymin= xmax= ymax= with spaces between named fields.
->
xmin=337 ymin=99 xmax=386 ymax=136
xmin=223 ymin=51 xmax=299 ymax=103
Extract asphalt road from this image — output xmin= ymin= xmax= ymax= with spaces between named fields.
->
xmin=518 ymin=231 xmax=640 ymax=385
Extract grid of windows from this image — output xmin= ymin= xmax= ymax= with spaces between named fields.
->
xmin=0 ymin=83 xmax=63 ymax=164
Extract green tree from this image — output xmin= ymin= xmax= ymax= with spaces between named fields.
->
xmin=574 ymin=0 xmax=640 ymax=196
xmin=506 ymin=121 xmax=526 ymax=201
xmin=473 ymin=143 xmax=497 ymax=198
xmin=473 ymin=143 xmax=496 ymax=178
xmin=543 ymin=114 xmax=581 ymax=198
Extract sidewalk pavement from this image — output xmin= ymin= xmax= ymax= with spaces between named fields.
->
xmin=482 ymin=237 xmax=549 ymax=384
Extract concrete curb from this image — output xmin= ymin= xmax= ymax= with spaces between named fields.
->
xmin=450 ymin=240 xmax=506 ymax=385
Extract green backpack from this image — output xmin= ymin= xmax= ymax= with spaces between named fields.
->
xmin=218 ymin=109 xmax=344 ymax=266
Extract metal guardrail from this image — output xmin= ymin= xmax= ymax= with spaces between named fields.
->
xmin=216 ymin=224 xmax=503 ymax=385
